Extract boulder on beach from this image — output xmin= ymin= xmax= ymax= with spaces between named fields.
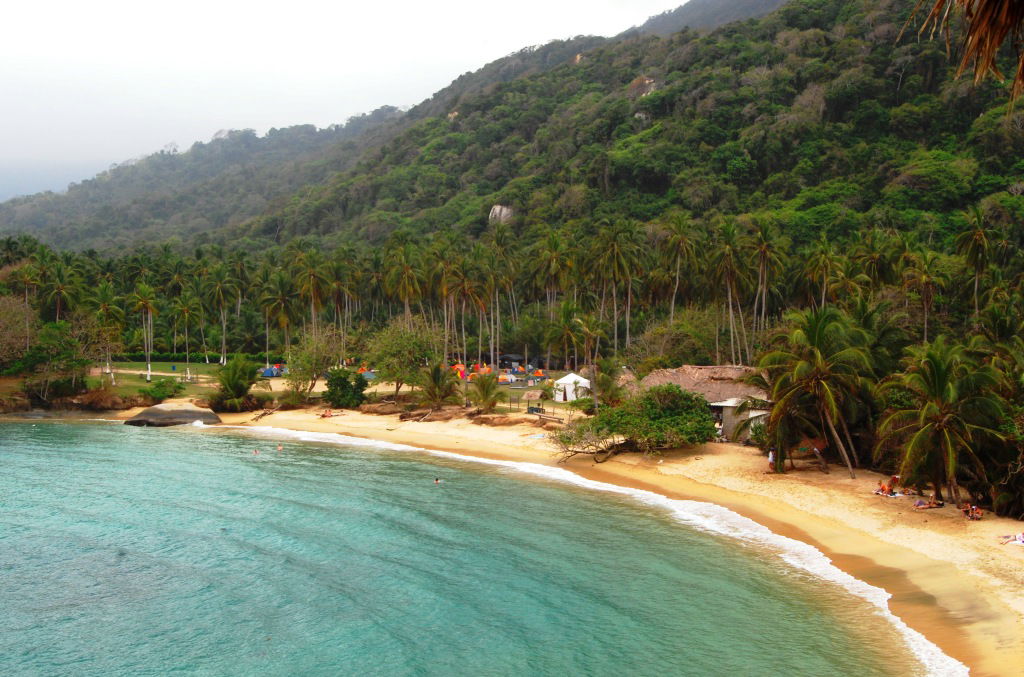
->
xmin=124 ymin=403 xmax=222 ymax=427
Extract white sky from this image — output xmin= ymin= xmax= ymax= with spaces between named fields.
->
xmin=0 ymin=0 xmax=677 ymax=199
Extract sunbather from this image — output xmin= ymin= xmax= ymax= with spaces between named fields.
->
xmin=999 ymin=533 xmax=1024 ymax=545
xmin=913 ymin=498 xmax=943 ymax=509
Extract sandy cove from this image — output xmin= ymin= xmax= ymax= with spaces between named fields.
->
xmin=103 ymin=404 xmax=1023 ymax=675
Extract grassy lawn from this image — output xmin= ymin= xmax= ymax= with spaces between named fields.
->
xmin=112 ymin=361 xmax=223 ymax=377
xmin=86 ymin=375 xmax=215 ymax=400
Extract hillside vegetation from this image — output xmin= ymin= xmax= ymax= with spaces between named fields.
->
xmin=0 ymin=107 xmax=404 ymax=250
xmin=236 ymin=0 xmax=1023 ymax=249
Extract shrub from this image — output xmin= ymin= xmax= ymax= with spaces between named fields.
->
xmin=469 ymin=373 xmax=507 ymax=413
xmin=418 ymin=363 xmax=462 ymax=409
xmin=138 ymin=377 xmax=185 ymax=402
xmin=552 ymin=384 xmax=716 ymax=461
xmin=324 ymin=368 xmax=369 ymax=408
xmin=208 ymin=356 xmax=261 ymax=412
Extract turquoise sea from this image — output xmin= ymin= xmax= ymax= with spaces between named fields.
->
xmin=0 ymin=422 xmax=963 ymax=676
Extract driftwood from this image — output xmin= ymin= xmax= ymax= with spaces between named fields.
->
xmin=250 ymin=406 xmax=279 ymax=422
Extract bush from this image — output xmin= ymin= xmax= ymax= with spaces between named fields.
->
xmin=275 ymin=389 xmax=307 ymax=410
xmin=324 ymin=368 xmax=369 ymax=408
xmin=568 ymin=397 xmax=595 ymax=415
xmin=138 ymin=377 xmax=185 ymax=402
xmin=469 ymin=373 xmax=506 ymax=413
xmin=553 ymin=384 xmax=716 ymax=460
xmin=208 ymin=356 xmax=261 ymax=412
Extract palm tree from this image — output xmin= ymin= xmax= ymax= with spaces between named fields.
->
xmin=759 ymin=307 xmax=871 ymax=478
xmin=262 ymin=269 xmax=297 ymax=359
xmin=903 ymin=251 xmax=949 ymax=343
xmin=205 ymin=264 xmax=237 ymax=365
xmin=45 ymin=261 xmax=80 ymax=321
xmin=530 ymin=230 xmax=571 ymax=319
xmin=469 ymin=372 xmax=507 ymax=413
xmin=293 ymin=249 xmax=328 ymax=329
xmin=596 ymin=219 xmax=643 ymax=352
xmin=419 ymin=363 xmax=462 ymax=410
xmin=172 ymin=293 xmax=200 ymax=380
xmin=877 ymin=337 xmax=1004 ymax=504
xmin=383 ymin=243 xmax=422 ymax=319
xmin=131 ymin=283 xmax=158 ymax=382
xmin=804 ymin=235 xmax=838 ymax=309
xmin=660 ymin=212 xmax=697 ymax=324
xmin=914 ymin=0 xmax=1024 ymax=101
xmin=11 ymin=264 xmax=38 ymax=351
xmin=90 ymin=281 xmax=124 ymax=385
xmin=546 ymin=301 xmax=582 ymax=370
xmin=748 ymin=221 xmax=786 ymax=333
xmin=955 ymin=205 xmax=996 ymax=327
xmin=710 ymin=221 xmax=750 ymax=364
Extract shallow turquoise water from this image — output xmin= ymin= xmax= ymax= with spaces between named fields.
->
xmin=1 ymin=422 xmax=931 ymax=676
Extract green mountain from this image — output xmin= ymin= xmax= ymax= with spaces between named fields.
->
xmin=0 ymin=107 xmax=404 ymax=250
xmin=0 ymin=0 xmax=809 ymax=251
xmin=635 ymin=0 xmax=789 ymax=34
xmin=236 ymin=0 xmax=1023 ymax=249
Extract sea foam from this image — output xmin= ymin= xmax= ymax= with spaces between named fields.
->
xmin=220 ymin=425 xmax=967 ymax=677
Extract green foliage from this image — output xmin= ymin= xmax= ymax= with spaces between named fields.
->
xmin=323 ymin=368 xmax=368 ymax=408
xmin=418 ymin=363 xmax=462 ymax=409
xmin=469 ymin=373 xmax=506 ymax=413
xmin=17 ymin=321 xmax=92 ymax=403
xmin=554 ymin=384 xmax=716 ymax=458
xmin=138 ymin=377 xmax=185 ymax=403
xmin=368 ymin=316 xmax=439 ymax=399
xmin=210 ymin=356 xmax=261 ymax=412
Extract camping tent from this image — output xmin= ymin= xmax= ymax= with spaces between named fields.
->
xmin=554 ymin=373 xmax=590 ymax=402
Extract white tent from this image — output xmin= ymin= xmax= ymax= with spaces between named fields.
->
xmin=554 ymin=372 xmax=590 ymax=402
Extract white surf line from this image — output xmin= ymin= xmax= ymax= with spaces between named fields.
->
xmin=212 ymin=423 xmax=966 ymax=676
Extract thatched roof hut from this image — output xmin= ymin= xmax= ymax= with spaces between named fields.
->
xmin=640 ymin=365 xmax=767 ymax=403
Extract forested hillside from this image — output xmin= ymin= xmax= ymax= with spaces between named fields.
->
xmin=241 ymin=0 xmax=1023 ymax=248
xmin=635 ymin=0 xmax=788 ymax=34
xmin=0 ymin=107 xmax=404 ymax=250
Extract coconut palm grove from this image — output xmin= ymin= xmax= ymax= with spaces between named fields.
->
xmin=2 ymin=0 xmax=1024 ymax=519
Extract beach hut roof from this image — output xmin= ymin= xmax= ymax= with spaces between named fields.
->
xmin=640 ymin=365 xmax=767 ymax=403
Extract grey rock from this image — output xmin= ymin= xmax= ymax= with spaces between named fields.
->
xmin=124 ymin=403 xmax=221 ymax=427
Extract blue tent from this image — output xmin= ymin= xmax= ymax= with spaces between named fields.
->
xmin=262 ymin=367 xmax=281 ymax=377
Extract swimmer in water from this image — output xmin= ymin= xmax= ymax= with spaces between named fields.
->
xmin=435 ymin=478 xmax=440 ymax=484
xmin=253 ymin=449 xmax=259 ymax=455
xmin=277 ymin=444 xmax=283 ymax=452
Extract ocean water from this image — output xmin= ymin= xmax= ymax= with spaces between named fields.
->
xmin=0 ymin=422 xmax=962 ymax=676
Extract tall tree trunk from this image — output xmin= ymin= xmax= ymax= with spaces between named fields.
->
xmin=220 ymin=307 xmax=228 ymax=365
xmin=923 ymin=299 xmax=929 ymax=344
xmin=670 ymin=257 xmax=680 ymax=324
xmin=824 ymin=410 xmax=856 ymax=479
xmin=970 ymin=272 xmax=978 ymax=327
xmin=625 ymin=277 xmax=632 ymax=347
xmin=200 ymin=321 xmax=210 ymax=363
xmin=839 ymin=415 xmax=860 ymax=468
xmin=611 ymin=283 xmax=619 ymax=353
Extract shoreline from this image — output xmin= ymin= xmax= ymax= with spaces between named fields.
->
xmin=22 ymin=407 xmax=1024 ymax=675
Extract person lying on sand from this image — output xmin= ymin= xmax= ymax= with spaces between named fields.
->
xmin=319 ymin=409 xmax=334 ymax=418
xmin=999 ymin=533 xmax=1024 ymax=545
xmin=913 ymin=498 xmax=943 ymax=509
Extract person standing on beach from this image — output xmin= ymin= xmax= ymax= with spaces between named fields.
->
xmin=767 ymin=449 xmax=775 ymax=472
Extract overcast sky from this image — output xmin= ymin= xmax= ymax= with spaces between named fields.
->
xmin=0 ymin=0 xmax=678 ymax=200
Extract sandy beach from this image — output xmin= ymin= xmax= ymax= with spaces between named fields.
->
xmin=101 ymin=403 xmax=1024 ymax=675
